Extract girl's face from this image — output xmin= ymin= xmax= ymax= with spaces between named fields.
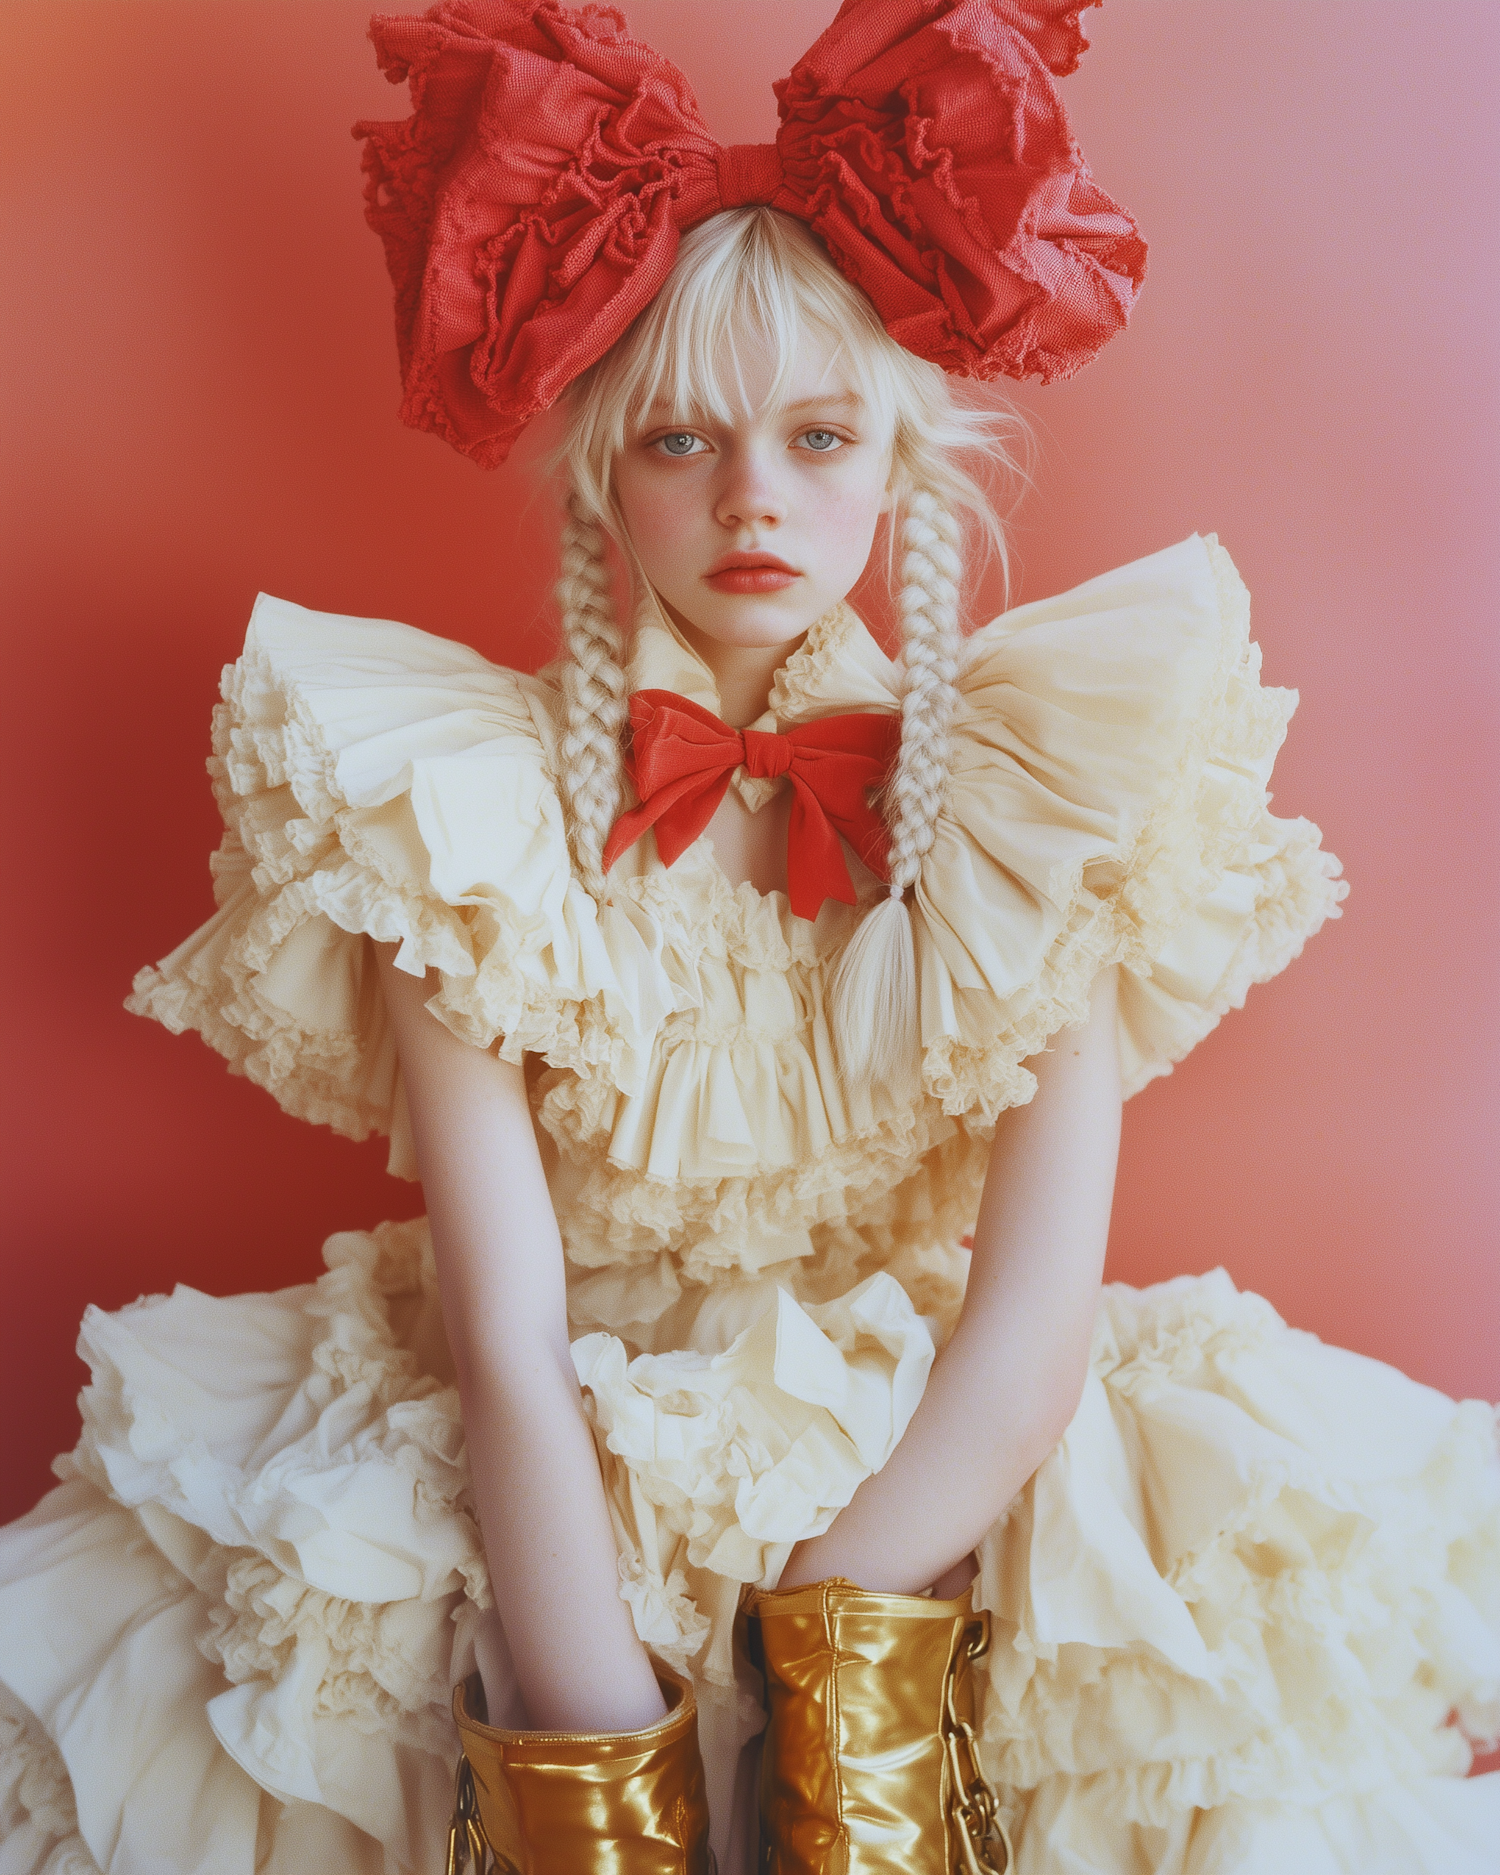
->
xmin=612 ymin=328 xmax=894 ymax=655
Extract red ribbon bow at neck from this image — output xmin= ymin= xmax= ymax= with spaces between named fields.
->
xmin=357 ymin=0 xmax=1146 ymax=467
xmin=601 ymin=691 xmax=901 ymax=920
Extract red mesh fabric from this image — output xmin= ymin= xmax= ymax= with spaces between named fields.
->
xmin=356 ymin=0 xmax=1146 ymax=467
xmin=715 ymin=144 xmax=785 ymax=211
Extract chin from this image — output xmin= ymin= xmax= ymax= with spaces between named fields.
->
xmin=682 ymin=595 xmax=828 ymax=650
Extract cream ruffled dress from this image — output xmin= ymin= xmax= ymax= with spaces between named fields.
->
xmin=2 ymin=535 xmax=1497 ymax=1875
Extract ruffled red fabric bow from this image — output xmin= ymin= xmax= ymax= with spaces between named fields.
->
xmin=357 ymin=0 xmax=1146 ymax=467
xmin=601 ymin=691 xmax=901 ymax=919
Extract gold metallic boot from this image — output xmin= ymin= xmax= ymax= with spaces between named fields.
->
xmin=750 ymin=1578 xmax=1011 ymax=1875
xmin=446 ymin=1666 xmax=713 ymax=1874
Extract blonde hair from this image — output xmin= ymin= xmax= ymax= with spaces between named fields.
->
xmin=551 ymin=208 xmax=1026 ymax=1082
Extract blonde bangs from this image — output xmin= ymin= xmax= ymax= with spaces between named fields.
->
xmin=568 ymin=212 xmax=893 ymax=469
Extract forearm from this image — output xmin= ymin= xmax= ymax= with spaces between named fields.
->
xmin=457 ymin=1347 xmax=657 ymax=1730
xmin=427 ymin=1164 xmax=649 ymax=1728
xmin=782 ymin=968 xmax=1121 ymax=1592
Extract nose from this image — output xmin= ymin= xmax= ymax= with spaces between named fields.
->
xmin=714 ymin=444 xmax=787 ymax=532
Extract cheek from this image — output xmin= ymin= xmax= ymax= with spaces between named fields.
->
xmin=614 ymin=466 xmax=706 ymax=577
xmin=806 ymin=463 xmax=890 ymax=571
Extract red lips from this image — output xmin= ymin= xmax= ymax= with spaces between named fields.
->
xmin=704 ymin=550 xmax=800 ymax=594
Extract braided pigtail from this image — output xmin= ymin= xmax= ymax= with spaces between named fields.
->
xmin=831 ymin=487 xmax=963 ymax=1086
xmin=556 ymin=492 xmax=628 ymax=899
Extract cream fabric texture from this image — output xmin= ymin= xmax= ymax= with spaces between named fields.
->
xmin=2 ymin=535 xmax=1496 ymax=1875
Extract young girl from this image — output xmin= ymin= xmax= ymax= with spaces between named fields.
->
xmin=1 ymin=3 xmax=1496 ymax=1872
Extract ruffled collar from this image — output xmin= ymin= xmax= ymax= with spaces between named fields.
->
xmin=626 ymin=592 xmax=900 ymax=811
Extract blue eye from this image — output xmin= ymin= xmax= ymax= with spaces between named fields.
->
xmin=800 ymin=429 xmax=843 ymax=452
xmin=657 ymin=432 xmax=701 ymax=457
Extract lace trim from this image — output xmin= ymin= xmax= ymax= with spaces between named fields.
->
xmin=766 ymin=601 xmax=860 ymax=720
xmin=548 ymin=1076 xmax=987 ymax=1306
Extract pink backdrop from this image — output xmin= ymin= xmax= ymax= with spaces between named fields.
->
xmin=3 ymin=1 xmax=1497 ymax=1542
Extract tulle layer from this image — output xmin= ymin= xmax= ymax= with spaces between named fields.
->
xmin=1 ymin=1228 xmax=1494 ymax=1874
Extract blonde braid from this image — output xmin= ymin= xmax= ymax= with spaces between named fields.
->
xmin=557 ymin=492 xmax=628 ymax=898
xmin=831 ymin=487 xmax=962 ymax=1086
xmin=887 ymin=487 xmax=963 ymax=889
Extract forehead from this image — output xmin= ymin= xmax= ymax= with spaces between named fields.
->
xmin=640 ymin=322 xmax=870 ymax=423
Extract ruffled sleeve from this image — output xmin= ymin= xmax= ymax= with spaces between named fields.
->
xmin=915 ymin=534 xmax=1346 ymax=1115
xmin=127 ymin=595 xmax=677 ymax=1178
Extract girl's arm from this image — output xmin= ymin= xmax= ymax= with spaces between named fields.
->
xmin=375 ymin=946 xmax=667 ymax=1732
xmin=781 ymin=965 xmax=1122 ymax=1593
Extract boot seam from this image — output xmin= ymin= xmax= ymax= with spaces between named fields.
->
xmin=823 ymin=1580 xmax=850 ymax=1858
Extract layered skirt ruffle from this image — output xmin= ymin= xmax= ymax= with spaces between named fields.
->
xmin=1 ymin=1223 xmax=1495 ymax=1874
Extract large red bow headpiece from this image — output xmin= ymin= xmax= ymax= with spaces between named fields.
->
xmin=356 ymin=0 xmax=1146 ymax=467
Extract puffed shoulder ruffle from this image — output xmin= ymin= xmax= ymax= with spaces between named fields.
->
xmin=126 ymin=595 xmax=679 ymax=1177
xmin=916 ymin=533 xmax=1347 ymax=1116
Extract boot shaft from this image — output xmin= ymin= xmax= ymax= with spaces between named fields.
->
xmin=449 ymin=1670 xmax=712 ymax=1875
xmin=752 ymin=1578 xmax=1009 ymax=1875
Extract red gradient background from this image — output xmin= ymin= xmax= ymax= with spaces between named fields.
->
xmin=2 ymin=0 xmax=1497 ymax=1540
